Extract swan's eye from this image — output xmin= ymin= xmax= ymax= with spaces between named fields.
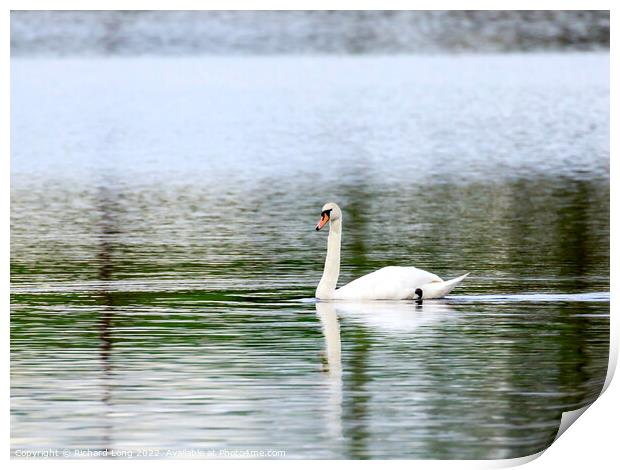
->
xmin=321 ymin=209 xmax=332 ymax=218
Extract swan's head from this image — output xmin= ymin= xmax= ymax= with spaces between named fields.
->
xmin=315 ymin=202 xmax=342 ymax=231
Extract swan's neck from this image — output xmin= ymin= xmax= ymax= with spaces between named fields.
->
xmin=316 ymin=218 xmax=341 ymax=299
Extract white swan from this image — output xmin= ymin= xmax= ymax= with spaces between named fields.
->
xmin=315 ymin=202 xmax=469 ymax=300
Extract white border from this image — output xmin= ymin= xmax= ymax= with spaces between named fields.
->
xmin=4 ymin=2 xmax=615 ymax=469
xmin=3 ymin=0 xmax=618 ymax=10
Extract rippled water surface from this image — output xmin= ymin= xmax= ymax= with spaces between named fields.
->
xmin=11 ymin=53 xmax=609 ymax=459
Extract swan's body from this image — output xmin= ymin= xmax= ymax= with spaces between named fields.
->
xmin=315 ymin=202 xmax=468 ymax=300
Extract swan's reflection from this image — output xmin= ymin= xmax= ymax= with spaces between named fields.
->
xmin=315 ymin=300 xmax=458 ymax=448
xmin=316 ymin=302 xmax=343 ymax=442
xmin=328 ymin=300 xmax=457 ymax=335
xmin=317 ymin=302 xmax=342 ymax=375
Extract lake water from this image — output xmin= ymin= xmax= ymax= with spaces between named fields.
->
xmin=11 ymin=53 xmax=609 ymax=459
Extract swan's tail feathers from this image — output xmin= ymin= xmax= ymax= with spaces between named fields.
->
xmin=418 ymin=273 xmax=470 ymax=300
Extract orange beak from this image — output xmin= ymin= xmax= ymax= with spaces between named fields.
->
xmin=315 ymin=213 xmax=330 ymax=231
